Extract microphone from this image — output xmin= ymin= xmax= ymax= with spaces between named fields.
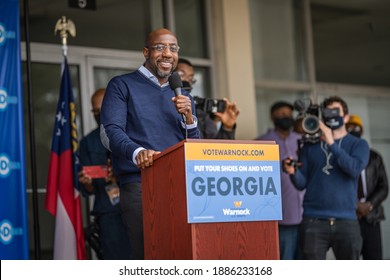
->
xmin=294 ymin=98 xmax=311 ymax=112
xmin=168 ymin=71 xmax=188 ymax=138
xmin=168 ymin=72 xmax=183 ymax=96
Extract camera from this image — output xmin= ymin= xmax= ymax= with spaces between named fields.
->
xmin=193 ymin=96 xmax=226 ymax=114
xmin=294 ymin=99 xmax=321 ymax=143
xmin=294 ymin=98 xmax=341 ymax=144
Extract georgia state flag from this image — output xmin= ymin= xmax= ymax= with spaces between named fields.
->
xmin=45 ymin=58 xmax=86 ymax=260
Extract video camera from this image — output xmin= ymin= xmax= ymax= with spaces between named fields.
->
xmin=294 ymin=98 xmax=340 ymax=144
xmin=193 ymin=96 xmax=226 ymax=114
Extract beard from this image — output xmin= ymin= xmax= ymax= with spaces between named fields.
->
xmin=156 ymin=68 xmax=171 ymax=78
xmin=147 ymin=58 xmax=173 ymax=78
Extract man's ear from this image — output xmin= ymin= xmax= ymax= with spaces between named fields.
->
xmin=143 ymin=47 xmax=149 ymax=60
xmin=344 ymin=114 xmax=350 ymax=124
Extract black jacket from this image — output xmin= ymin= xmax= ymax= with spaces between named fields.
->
xmin=363 ymin=149 xmax=389 ymax=224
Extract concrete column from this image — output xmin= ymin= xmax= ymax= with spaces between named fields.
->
xmin=210 ymin=0 xmax=257 ymax=140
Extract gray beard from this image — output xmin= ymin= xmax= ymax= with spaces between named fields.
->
xmin=156 ymin=68 xmax=171 ymax=78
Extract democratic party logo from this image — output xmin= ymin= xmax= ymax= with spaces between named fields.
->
xmin=0 ymin=23 xmax=16 ymax=46
xmin=0 ymin=89 xmax=18 ymax=111
xmin=0 ymin=23 xmax=5 ymax=45
xmin=0 ymin=220 xmax=23 ymax=245
xmin=0 ymin=153 xmax=21 ymax=178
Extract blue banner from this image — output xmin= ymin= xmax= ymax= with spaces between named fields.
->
xmin=0 ymin=0 xmax=30 ymax=259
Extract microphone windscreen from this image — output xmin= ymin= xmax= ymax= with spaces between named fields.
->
xmin=294 ymin=99 xmax=311 ymax=112
xmin=168 ymin=72 xmax=183 ymax=90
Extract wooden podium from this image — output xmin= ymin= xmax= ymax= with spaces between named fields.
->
xmin=141 ymin=139 xmax=279 ymax=260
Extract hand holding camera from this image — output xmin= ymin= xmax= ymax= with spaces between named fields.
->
xmin=214 ymin=98 xmax=240 ymax=131
xmin=282 ymin=157 xmax=301 ymax=174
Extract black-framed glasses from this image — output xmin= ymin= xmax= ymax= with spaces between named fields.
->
xmin=148 ymin=44 xmax=180 ymax=53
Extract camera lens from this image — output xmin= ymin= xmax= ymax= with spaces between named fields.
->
xmin=302 ymin=115 xmax=320 ymax=134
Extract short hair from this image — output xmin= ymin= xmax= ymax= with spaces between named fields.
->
xmin=322 ymin=96 xmax=348 ymax=115
xmin=270 ymin=101 xmax=293 ymax=114
xmin=178 ymin=58 xmax=193 ymax=67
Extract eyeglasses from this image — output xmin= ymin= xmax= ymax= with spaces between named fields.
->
xmin=177 ymin=70 xmax=197 ymax=85
xmin=346 ymin=124 xmax=362 ymax=133
xmin=148 ymin=44 xmax=180 ymax=53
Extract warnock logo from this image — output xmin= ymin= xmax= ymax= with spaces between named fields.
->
xmin=0 ymin=23 xmax=16 ymax=46
xmin=0 ymin=153 xmax=21 ymax=178
xmin=0 ymin=220 xmax=23 ymax=245
xmin=223 ymin=201 xmax=251 ymax=217
xmin=233 ymin=201 xmax=242 ymax=207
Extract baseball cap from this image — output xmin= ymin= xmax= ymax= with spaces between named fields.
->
xmin=348 ymin=114 xmax=363 ymax=128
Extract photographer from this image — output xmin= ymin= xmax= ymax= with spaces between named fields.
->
xmin=283 ymin=96 xmax=370 ymax=260
xmin=256 ymin=101 xmax=305 ymax=260
xmin=175 ymin=58 xmax=240 ymax=139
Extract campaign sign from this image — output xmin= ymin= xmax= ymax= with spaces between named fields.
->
xmin=184 ymin=142 xmax=282 ymax=223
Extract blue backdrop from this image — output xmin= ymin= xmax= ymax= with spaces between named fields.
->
xmin=0 ymin=0 xmax=30 ymax=259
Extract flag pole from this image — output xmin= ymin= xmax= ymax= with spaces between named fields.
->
xmin=54 ymin=16 xmax=76 ymax=57
xmin=48 ymin=16 xmax=86 ymax=260
xmin=23 ymin=0 xmax=41 ymax=260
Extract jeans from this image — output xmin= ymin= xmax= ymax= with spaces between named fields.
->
xmin=300 ymin=218 xmax=362 ymax=260
xmin=278 ymin=224 xmax=300 ymax=260
xmin=119 ymin=182 xmax=144 ymax=260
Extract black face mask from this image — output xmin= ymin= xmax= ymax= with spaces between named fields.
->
xmin=349 ymin=130 xmax=362 ymax=138
xmin=347 ymin=125 xmax=362 ymax=138
xmin=274 ymin=117 xmax=294 ymax=131
xmin=324 ymin=116 xmax=344 ymax=130
xmin=182 ymin=81 xmax=192 ymax=93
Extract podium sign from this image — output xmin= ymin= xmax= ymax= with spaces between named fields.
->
xmin=184 ymin=142 xmax=282 ymax=223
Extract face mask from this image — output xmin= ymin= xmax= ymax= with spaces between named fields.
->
xmin=274 ymin=117 xmax=294 ymax=131
xmin=182 ymin=81 xmax=192 ymax=93
xmin=349 ymin=130 xmax=362 ymax=138
xmin=347 ymin=125 xmax=362 ymax=138
xmin=324 ymin=116 xmax=344 ymax=130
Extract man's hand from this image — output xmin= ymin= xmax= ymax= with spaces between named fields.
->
xmin=282 ymin=157 xmax=297 ymax=175
xmin=78 ymin=170 xmax=93 ymax=192
xmin=172 ymin=95 xmax=194 ymax=124
xmin=214 ymin=98 xmax=240 ymax=131
xmin=319 ymin=120 xmax=334 ymax=146
xmin=356 ymin=201 xmax=373 ymax=218
xmin=136 ymin=149 xmax=161 ymax=169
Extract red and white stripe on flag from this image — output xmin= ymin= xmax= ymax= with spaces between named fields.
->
xmin=45 ymin=58 xmax=86 ymax=260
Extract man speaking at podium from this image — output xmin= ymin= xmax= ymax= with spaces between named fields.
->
xmin=100 ymin=28 xmax=200 ymax=259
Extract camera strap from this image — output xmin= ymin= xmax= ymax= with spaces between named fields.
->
xmin=320 ymin=137 xmax=343 ymax=175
